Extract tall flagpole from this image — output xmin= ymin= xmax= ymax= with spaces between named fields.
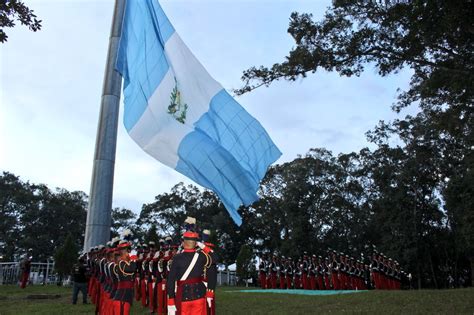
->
xmin=84 ymin=0 xmax=126 ymax=251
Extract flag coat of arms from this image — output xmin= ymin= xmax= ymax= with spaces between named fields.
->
xmin=116 ymin=0 xmax=281 ymax=225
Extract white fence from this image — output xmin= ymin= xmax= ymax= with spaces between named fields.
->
xmin=0 ymin=262 xmax=58 ymax=285
xmin=217 ymin=270 xmax=237 ymax=286
xmin=1 ymin=262 xmax=237 ymax=286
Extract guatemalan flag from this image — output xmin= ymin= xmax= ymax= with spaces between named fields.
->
xmin=116 ymin=0 xmax=281 ymax=225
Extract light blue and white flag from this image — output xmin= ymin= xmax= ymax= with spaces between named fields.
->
xmin=116 ymin=0 xmax=281 ymax=225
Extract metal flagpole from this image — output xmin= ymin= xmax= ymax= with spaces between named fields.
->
xmin=84 ymin=0 xmax=126 ymax=251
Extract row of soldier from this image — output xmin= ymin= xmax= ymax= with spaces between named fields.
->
xmin=85 ymin=217 xmax=217 ymax=315
xmin=258 ymin=250 xmax=407 ymax=291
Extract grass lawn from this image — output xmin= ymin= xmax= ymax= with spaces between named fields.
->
xmin=0 ymin=285 xmax=473 ymax=314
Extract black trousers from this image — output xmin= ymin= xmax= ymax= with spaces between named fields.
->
xmin=72 ymin=282 xmax=88 ymax=304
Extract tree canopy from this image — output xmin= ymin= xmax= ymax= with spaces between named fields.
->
xmin=0 ymin=0 xmax=42 ymax=43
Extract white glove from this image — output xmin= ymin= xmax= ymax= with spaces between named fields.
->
xmin=168 ymin=305 xmax=177 ymax=315
xmin=196 ymin=241 xmax=205 ymax=250
xmin=130 ymin=250 xmax=137 ymax=257
xmin=154 ymin=251 xmax=160 ymax=259
xmin=207 ymin=297 xmax=213 ymax=308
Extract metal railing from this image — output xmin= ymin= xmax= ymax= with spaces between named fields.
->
xmin=1 ymin=262 xmax=238 ymax=286
xmin=217 ymin=270 xmax=237 ymax=286
xmin=0 ymin=262 xmax=58 ymax=285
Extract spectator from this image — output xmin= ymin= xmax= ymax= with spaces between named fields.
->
xmin=71 ymin=257 xmax=88 ymax=304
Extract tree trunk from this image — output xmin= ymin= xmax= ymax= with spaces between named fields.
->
xmin=470 ymin=257 xmax=474 ymax=287
xmin=429 ymin=255 xmax=438 ymax=289
xmin=417 ymin=268 xmax=422 ymax=289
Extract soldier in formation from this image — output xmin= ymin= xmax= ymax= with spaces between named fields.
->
xmin=19 ymin=249 xmax=33 ymax=289
xmin=257 ymin=247 xmax=405 ymax=291
xmin=85 ymin=217 xmax=217 ymax=315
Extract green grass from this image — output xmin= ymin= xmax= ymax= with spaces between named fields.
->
xmin=0 ymin=285 xmax=473 ymax=314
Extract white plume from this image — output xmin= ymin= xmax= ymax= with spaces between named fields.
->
xmin=184 ymin=216 xmax=196 ymax=224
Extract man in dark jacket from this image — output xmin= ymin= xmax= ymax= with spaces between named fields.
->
xmin=72 ymin=256 xmax=88 ymax=304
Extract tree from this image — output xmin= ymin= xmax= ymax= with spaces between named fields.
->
xmin=144 ymin=224 xmax=161 ymax=245
xmin=0 ymin=172 xmax=32 ymax=261
xmin=234 ymin=0 xmax=473 ymax=287
xmin=236 ymin=0 xmax=473 ymax=107
xmin=0 ymin=172 xmax=87 ymax=262
xmin=236 ymin=244 xmax=255 ymax=284
xmin=0 ymin=0 xmax=42 ymax=43
xmin=54 ymin=233 xmax=78 ymax=282
xmin=138 ymin=183 xmax=243 ymax=265
xmin=19 ymin=187 xmax=87 ymax=261
xmin=111 ymin=207 xmax=137 ymax=238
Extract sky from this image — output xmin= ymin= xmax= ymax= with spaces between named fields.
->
xmin=1 ymin=0 xmax=415 ymax=215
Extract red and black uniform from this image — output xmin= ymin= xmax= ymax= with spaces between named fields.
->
xmin=155 ymin=248 xmax=168 ymax=315
xmin=112 ymin=258 xmax=137 ymax=315
xmin=309 ymin=259 xmax=317 ymax=290
xmin=301 ymin=258 xmax=309 ymax=289
xmin=97 ymin=257 xmax=107 ymax=313
xmin=285 ymin=261 xmax=293 ymax=289
xmin=134 ymin=247 xmax=143 ymax=302
xmin=279 ymin=260 xmax=286 ymax=289
xmin=166 ymin=247 xmax=216 ymax=315
xmin=19 ymin=257 xmax=32 ymax=289
xmin=101 ymin=260 xmax=113 ymax=314
xmin=87 ymin=251 xmax=97 ymax=302
xmin=204 ymin=245 xmax=217 ymax=315
xmin=315 ymin=258 xmax=324 ymax=290
xmin=269 ymin=260 xmax=277 ymax=289
xmin=294 ymin=260 xmax=302 ymax=289
xmin=258 ymin=259 xmax=267 ymax=289
xmin=323 ymin=260 xmax=331 ymax=290
xmin=338 ymin=259 xmax=347 ymax=290
xmin=139 ymin=247 xmax=149 ymax=307
xmin=331 ymin=260 xmax=340 ymax=290
xmin=153 ymin=250 xmax=166 ymax=315
xmin=146 ymin=252 xmax=155 ymax=312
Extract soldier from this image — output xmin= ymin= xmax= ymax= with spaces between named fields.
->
xmin=285 ymin=258 xmax=293 ymax=289
xmin=147 ymin=241 xmax=156 ymax=313
xmin=87 ymin=247 xmax=98 ymax=304
xmin=363 ymin=263 xmax=371 ymax=290
xmin=316 ymin=256 xmax=324 ymax=290
xmin=301 ymin=253 xmax=309 ymax=290
xmin=101 ymin=241 xmax=116 ymax=315
xmin=166 ymin=227 xmax=216 ymax=315
xmin=155 ymin=239 xmax=167 ymax=315
xmin=19 ymin=249 xmax=32 ymax=289
xmin=279 ymin=256 xmax=286 ymax=289
xmin=294 ymin=258 xmax=302 ymax=289
xmin=309 ymin=255 xmax=317 ymax=290
xmin=92 ymin=245 xmax=105 ymax=313
xmin=379 ymin=254 xmax=387 ymax=289
xmin=330 ymin=251 xmax=340 ymax=290
xmin=347 ymin=257 xmax=355 ymax=290
xmin=112 ymin=240 xmax=138 ymax=315
xmin=269 ymin=255 xmax=278 ymax=289
xmin=370 ymin=252 xmax=380 ymax=289
xmin=134 ymin=244 xmax=143 ymax=302
xmin=338 ymin=254 xmax=347 ymax=290
xmin=140 ymin=244 xmax=149 ymax=307
xmin=151 ymin=239 xmax=164 ymax=314
xmin=201 ymin=229 xmax=217 ymax=315
xmin=323 ymin=257 xmax=331 ymax=290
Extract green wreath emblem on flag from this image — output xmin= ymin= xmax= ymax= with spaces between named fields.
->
xmin=167 ymin=78 xmax=188 ymax=124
